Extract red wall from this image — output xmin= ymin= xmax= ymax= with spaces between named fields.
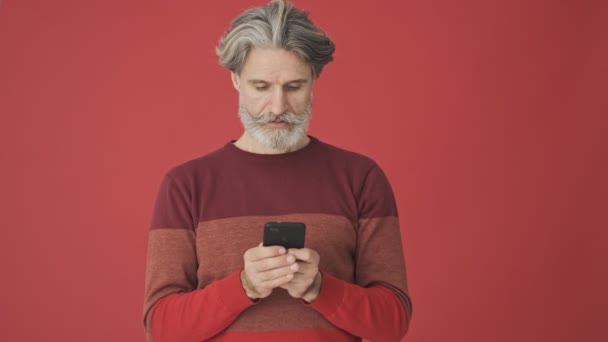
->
xmin=1 ymin=0 xmax=606 ymax=341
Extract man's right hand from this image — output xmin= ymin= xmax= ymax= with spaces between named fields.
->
xmin=241 ymin=243 xmax=299 ymax=300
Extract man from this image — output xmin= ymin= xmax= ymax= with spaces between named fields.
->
xmin=143 ymin=1 xmax=412 ymax=341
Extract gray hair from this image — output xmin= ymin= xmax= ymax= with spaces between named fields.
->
xmin=216 ymin=0 xmax=335 ymax=78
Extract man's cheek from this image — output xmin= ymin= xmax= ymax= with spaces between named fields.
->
xmin=249 ymin=98 xmax=270 ymax=116
xmin=244 ymin=103 xmax=262 ymax=117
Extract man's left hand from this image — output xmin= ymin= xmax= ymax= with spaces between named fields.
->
xmin=280 ymin=248 xmax=322 ymax=303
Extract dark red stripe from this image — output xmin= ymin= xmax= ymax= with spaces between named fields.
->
xmin=150 ymin=136 xmax=398 ymax=230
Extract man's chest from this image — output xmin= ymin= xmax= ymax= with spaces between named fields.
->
xmin=194 ymin=213 xmax=357 ymax=288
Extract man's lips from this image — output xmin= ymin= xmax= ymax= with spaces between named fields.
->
xmin=268 ymin=119 xmax=287 ymax=125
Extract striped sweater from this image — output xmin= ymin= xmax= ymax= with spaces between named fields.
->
xmin=143 ymin=136 xmax=412 ymax=341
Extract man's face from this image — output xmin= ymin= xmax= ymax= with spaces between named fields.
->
xmin=232 ymin=48 xmax=314 ymax=150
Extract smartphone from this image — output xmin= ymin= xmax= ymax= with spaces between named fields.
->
xmin=263 ymin=222 xmax=306 ymax=249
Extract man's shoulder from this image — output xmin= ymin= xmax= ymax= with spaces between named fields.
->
xmin=316 ymin=138 xmax=378 ymax=170
xmin=163 ymin=142 xmax=232 ymax=181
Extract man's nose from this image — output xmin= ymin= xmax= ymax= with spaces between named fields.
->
xmin=269 ymin=89 xmax=288 ymax=115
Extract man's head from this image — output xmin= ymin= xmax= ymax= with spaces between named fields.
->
xmin=216 ymin=0 xmax=335 ymax=150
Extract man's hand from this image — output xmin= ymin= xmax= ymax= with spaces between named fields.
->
xmin=241 ymin=243 xmax=299 ymax=300
xmin=280 ymin=248 xmax=322 ymax=303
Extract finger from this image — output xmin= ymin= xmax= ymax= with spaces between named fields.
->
xmin=280 ymin=273 xmax=306 ymax=286
xmin=257 ymin=263 xmax=299 ymax=282
xmin=292 ymin=261 xmax=316 ymax=275
xmin=287 ymin=248 xmax=318 ymax=263
xmin=246 ymin=245 xmax=286 ymax=262
xmin=279 ymin=275 xmax=308 ymax=296
xmin=261 ymin=273 xmax=294 ymax=289
xmin=252 ymin=254 xmax=296 ymax=272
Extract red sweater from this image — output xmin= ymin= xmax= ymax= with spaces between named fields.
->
xmin=143 ymin=136 xmax=412 ymax=341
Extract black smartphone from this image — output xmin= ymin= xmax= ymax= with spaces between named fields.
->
xmin=263 ymin=222 xmax=306 ymax=249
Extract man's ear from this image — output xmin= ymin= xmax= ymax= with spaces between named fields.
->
xmin=230 ymin=72 xmax=240 ymax=92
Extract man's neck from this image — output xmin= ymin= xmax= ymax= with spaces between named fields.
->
xmin=233 ymin=132 xmax=310 ymax=155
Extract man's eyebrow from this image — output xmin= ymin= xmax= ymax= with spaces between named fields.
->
xmin=247 ymin=79 xmax=309 ymax=85
xmin=285 ymin=79 xmax=309 ymax=84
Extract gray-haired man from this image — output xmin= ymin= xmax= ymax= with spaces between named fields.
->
xmin=143 ymin=1 xmax=412 ymax=341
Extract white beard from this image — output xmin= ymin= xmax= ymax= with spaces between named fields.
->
xmin=238 ymin=94 xmax=312 ymax=150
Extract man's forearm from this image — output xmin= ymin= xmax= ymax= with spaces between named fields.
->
xmin=149 ymin=270 xmax=256 ymax=342
xmin=307 ymin=272 xmax=410 ymax=342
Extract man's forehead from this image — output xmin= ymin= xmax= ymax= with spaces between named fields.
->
xmin=239 ymin=48 xmax=313 ymax=82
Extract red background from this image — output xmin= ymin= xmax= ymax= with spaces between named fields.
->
xmin=1 ymin=0 xmax=606 ymax=341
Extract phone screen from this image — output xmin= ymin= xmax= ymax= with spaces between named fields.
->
xmin=263 ymin=222 xmax=306 ymax=249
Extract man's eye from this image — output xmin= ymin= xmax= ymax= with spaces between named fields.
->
xmin=256 ymin=86 xmax=269 ymax=91
xmin=286 ymin=86 xmax=300 ymax=91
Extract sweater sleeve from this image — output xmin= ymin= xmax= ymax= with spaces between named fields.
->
xmin=143 ymin=173 xmax=256 ymax=342
xmin=308 ymin=163 xmax=412 ymax=342
xmin=308 ymin=273 xmax=409 ymax=342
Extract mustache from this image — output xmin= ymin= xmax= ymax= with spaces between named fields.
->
xmin=250 ymin=111 xmax=309 ymax=125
